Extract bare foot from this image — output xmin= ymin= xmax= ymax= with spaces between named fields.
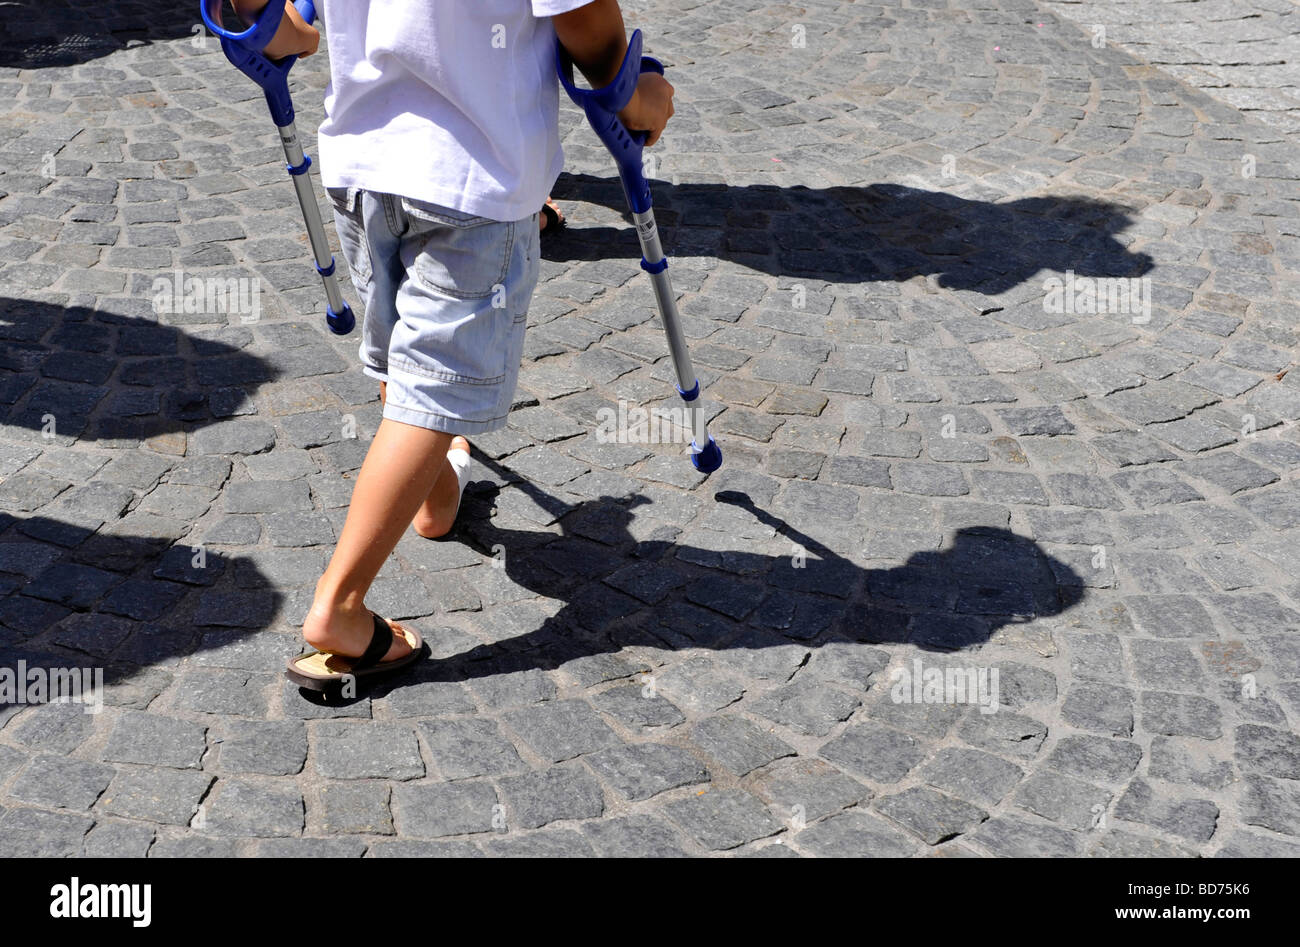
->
xmin=412 ymin=436 xmax=471 ymax=539
xmin=301 ymin=601 xmax=413 ymax=663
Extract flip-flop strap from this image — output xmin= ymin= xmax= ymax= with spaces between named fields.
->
xmin=353 ymin=613 xmax=396 ymax=671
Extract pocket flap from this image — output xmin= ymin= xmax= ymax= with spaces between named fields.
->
xmin=400 ymin=197 xmax=494 ymax=229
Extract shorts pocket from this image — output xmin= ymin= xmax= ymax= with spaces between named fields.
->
xmin=327 ymin=187 xmax=372 ymax=285
xmin=402 ymin=197 xmax=513 ymax=300
xmin=389 ymin=298 xmax=518 ymax=387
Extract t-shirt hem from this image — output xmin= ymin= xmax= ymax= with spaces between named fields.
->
xmin=321 ymin=151 xmax=566 ymax=225
xmin=531 ymin=0 xmax=596 ymax=15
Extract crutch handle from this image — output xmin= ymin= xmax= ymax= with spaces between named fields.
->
xmin=199 ymin=0 xmax=316 ymax=126
xmin=556 ymin=29 xmax=662 ymax=214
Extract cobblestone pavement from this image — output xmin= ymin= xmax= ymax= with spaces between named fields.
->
xmin=1043 ymin=0 xmax=1300 ymax=133
xmin=0 ymin=0 xmax=1298 ymax=857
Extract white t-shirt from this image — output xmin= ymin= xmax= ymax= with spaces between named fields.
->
xmin=317 ymin=0 xmax=592 ymax=222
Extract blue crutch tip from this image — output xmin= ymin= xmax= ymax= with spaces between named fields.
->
xmin=327 ymin=302 xmax=355 ymax=336
xmin=691 ymin=436 xmax=722 ymax=474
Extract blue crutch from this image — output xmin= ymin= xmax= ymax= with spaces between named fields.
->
xmin=557 ymin=30 xmax=722 ymax=474
xmin=198 ymin=0 xmax=355 ymax=336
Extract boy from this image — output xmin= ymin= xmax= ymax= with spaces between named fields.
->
xmin=231 ymin=0 xmax=674 ymax=686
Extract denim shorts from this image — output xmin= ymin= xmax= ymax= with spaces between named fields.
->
xmin=327 ymin=187 xmax=540 ymax=435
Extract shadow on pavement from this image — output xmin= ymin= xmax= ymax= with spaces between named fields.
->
xmin=0 ymin=0 xmax=200 ymax=68
xmin=1 ymin=297 xmax=283 ymax=442
xmin=547 ymin=174 xmax=1153 ymax=295
xmin=0 ymin=297 xmax=287 ymax=699
xmin=360 ymin=453 xmax=1085 ymax=699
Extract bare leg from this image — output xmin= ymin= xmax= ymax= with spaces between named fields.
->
xmin=301 ymin=383 xmax=472 ymax=657
xmin=301 ymin=407 xmax=451 ymax=658
xmin=375 ymin=381 xmax=470 ymax=539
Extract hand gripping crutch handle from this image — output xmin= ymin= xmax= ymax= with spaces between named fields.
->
xmin=199 ymin=0 xmax=314 ymax=124
xmin=199 ymin=1 xmax=355 ymax=335
xmin=556 ymin=31 xmax=722 ymax=474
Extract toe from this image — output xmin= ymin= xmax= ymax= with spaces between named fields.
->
xmin=380 ymin=617 xmax=415 ymax=662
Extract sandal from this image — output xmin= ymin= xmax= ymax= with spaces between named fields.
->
xmin=285 ymin=612 xmax=425 ymax=692
xmin=539 ymin=198 xmax=565 ymax=235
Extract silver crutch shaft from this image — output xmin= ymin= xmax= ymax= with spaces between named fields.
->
xmin=632 ymin=208 xmax=720 ymax=471
xmin=276 ymin=120 xmax=354 ymax=335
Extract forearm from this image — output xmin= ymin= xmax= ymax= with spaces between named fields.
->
xmin=552 ymin=0 xmax=627 ymax=89
xmin=554 ymin=0 xmax=674 ymax=145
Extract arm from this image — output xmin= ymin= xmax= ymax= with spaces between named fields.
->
xmin=552 ymin=0 xmax=674 ymax=146
xmin=229 ymin=0 xmax=320 ymax=59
